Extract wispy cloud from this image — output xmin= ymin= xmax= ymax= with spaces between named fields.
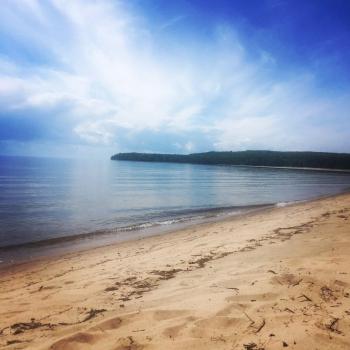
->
xmin=0 ymin=0 xmax=349 ymax=156
xmin=160 ymin=15 xmax=187 ymax=30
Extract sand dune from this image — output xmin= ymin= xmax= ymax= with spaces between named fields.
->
xmin=1 ymin=194 xmax=350 ymax=349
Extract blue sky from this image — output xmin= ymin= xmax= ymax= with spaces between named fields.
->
xmin=0 ymin=0 xmax=349 ymax=158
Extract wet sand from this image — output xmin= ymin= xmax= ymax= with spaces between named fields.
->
xmin=1 ymin=193 xmax=350 ymax=349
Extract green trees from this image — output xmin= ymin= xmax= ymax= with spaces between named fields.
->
xmin=111 ymin=150 xmax=350 ymax=170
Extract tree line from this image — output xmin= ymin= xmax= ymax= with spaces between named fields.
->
xmin=111 ymin=150 xmax=350 ymax=170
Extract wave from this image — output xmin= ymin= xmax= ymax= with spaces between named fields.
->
xmin=275 ymin=201 xmax=300 ymax=208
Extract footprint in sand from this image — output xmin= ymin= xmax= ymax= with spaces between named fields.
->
xmin=162 ymin=322 xmax=187 ymax=338
xmin=88 ymin=316 xmax=122 ymax=331
xmin=153 ymin=309 xmax=189 ymax=321
xmin=50 ymin=332 xmax=102 ymax=350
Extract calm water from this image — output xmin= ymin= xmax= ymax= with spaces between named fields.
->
xmin=1 ymin=155 xmax=350 ymax=263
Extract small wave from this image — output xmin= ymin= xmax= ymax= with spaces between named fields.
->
xmin=155 ymin=218 xmax=185 ymax=225
xmin=276 ymin=202 xmax=290 ymax=207
xmin=276 ymin=200 xmax=304 ymax=208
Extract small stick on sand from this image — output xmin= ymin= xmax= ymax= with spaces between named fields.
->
xmin=284 ymin=307 xmax=295 ymax=313
xmin=326 ymin=318 xmax=342 ymax=334
xmin=243 ymin=312 xmax=255 ymax=326
xmin=255 ymin=319 xmax=266 ymax=333
xmin=298 ymin=294 xmax=312 ymax=302
xmin=292 ymin=279 xmax=303 ymax=286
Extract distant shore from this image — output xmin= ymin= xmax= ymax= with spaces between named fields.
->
xmin=111 ymin=150 xmax=350 ymax=171
xmin=230 ymin=163 xmax=350 ymax=173
xmin=1 ymin=192 xmax=350 ymax=349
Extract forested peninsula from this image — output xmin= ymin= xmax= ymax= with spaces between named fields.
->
xmin=111 ymin=150 xmax=350 ymax=170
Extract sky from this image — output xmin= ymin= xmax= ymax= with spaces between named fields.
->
xmin=0 ymin=0 xmax=349 ymax=158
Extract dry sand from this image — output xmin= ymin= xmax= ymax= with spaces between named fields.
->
xmin=1 ymin=193 xmax=350 ymax=349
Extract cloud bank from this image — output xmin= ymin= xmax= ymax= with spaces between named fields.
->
xmin=0 ymin=0 xmax=349 ymax=157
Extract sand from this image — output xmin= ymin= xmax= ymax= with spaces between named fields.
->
xmin=1 ymin=193 xmax=350 ymax=350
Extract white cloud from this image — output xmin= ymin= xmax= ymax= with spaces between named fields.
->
xmin=0 ymin=0 xmax=349 ymax=153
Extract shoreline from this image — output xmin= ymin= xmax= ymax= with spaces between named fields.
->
xmin=0 ymin=203 xmax=276 ymax=269
xmin=0 ymin=203 xmax=274 ymax=251
xmin=0 ymin=203 xmax=278 ymax=272
xmin=115 ymin=159 xmax=350 ymax=174
xmin=1 ymin=189 xmax=349 ymax=270
xmin=231 ymin=163 xmax=350 ymax=173
xmin=1 ymin=192 xmax=350 ymax=349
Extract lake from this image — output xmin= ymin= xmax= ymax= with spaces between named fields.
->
xmin=1 ymin=155 xmax=350 ymax=263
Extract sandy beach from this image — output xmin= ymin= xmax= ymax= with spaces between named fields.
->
xmin=1 ymin=193 xmax=350 ymax=349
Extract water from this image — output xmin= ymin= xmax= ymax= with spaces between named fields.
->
xmin=1 ymin=155 xmax=350 ymax=263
